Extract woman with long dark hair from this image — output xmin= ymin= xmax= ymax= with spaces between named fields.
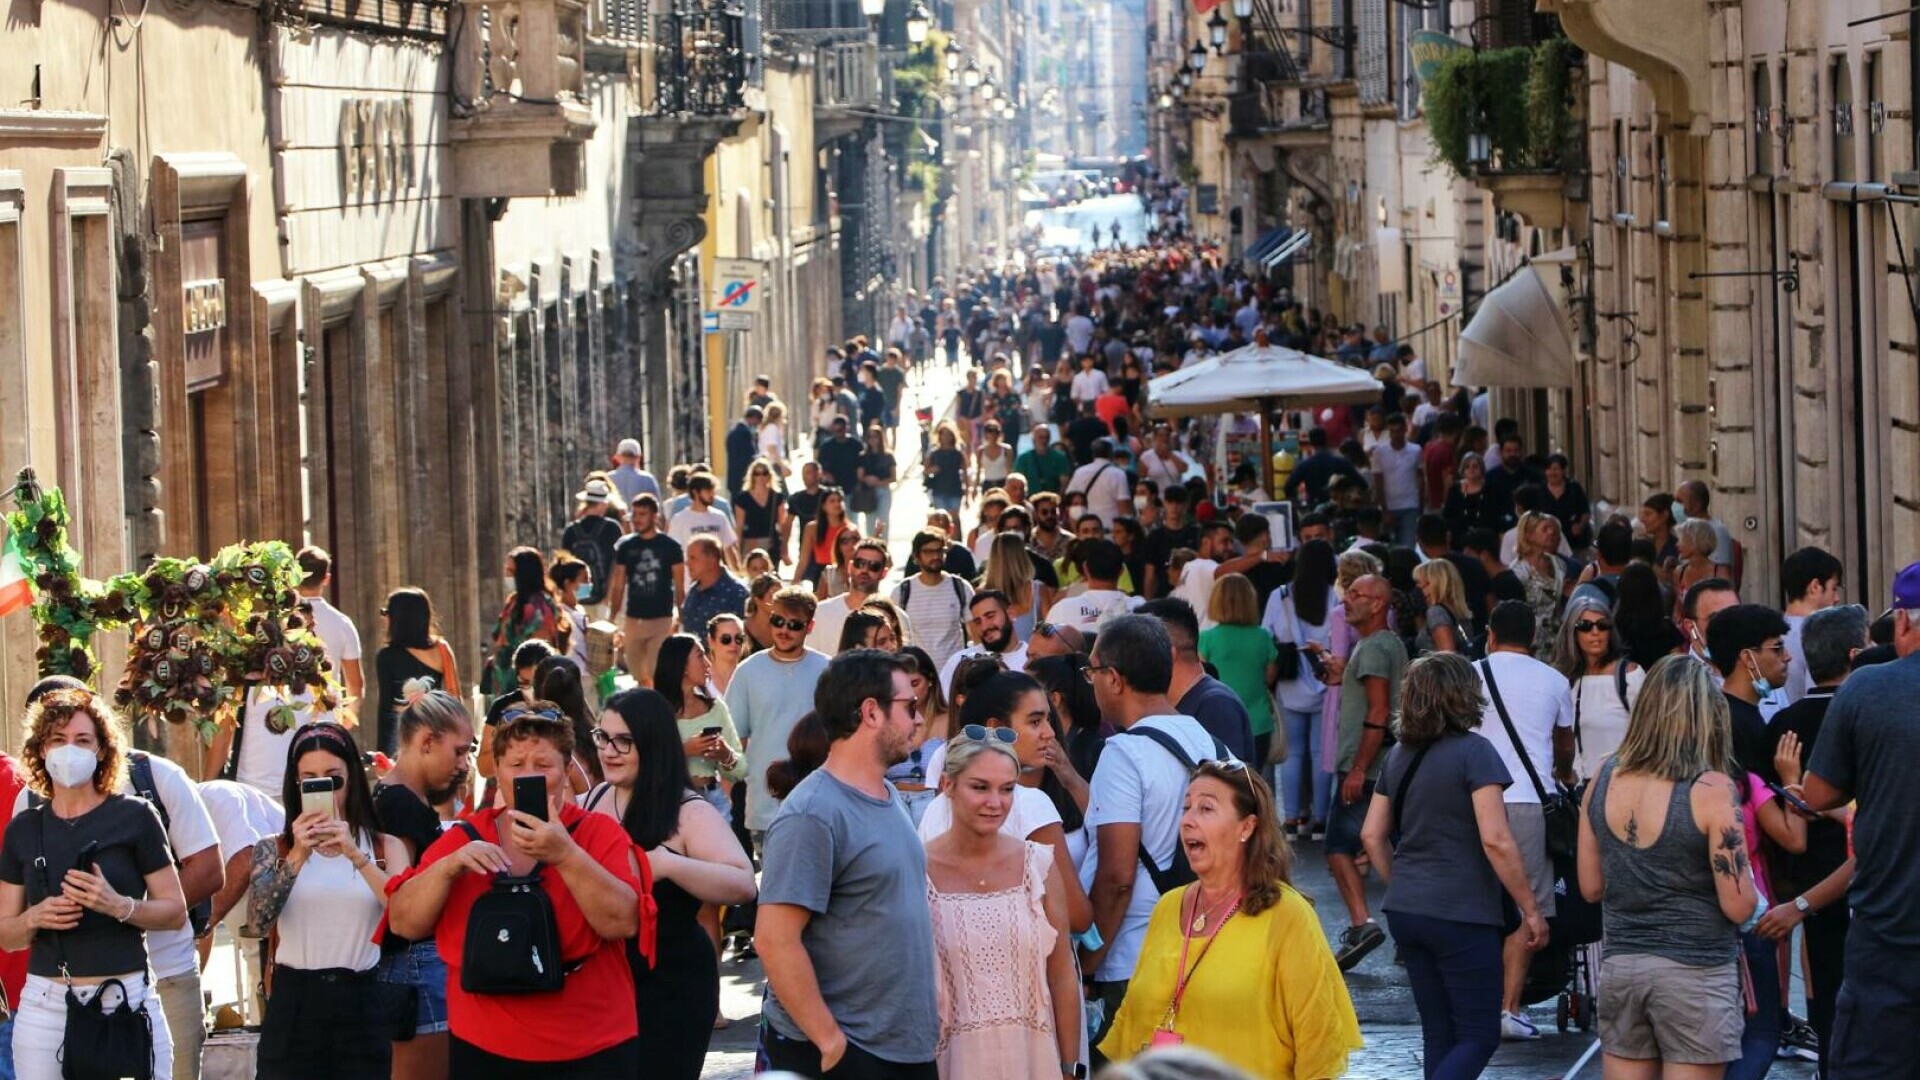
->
xmin=1261 ymin=538 xmax=1337 ymax=834
xmin=482 ymin=546 xmax=562 ymax=696
xmin=1028 ymin=653 xmax=1104 ymax=780
xmin=374 ymin=587 xmax=460 ymax=756
xmin=250 ymin=723 xmax=410 ymax=1079
xmin=763 ymin=712 xmax=829 ymax=802
xmin=1612 ymin=562 xmax=1685 ymax=671
xmin=651 ymin=635 xmax=745 ymax=821
xmin=794 ymin=488 xmax=850 ymax=588
xmin=534 ymin=657 xmax=601 ymax=789
xmin=834 ymin=609 xmax=898 ymax=654
xmin=584 ymin=690 xmax=755 ymax=1080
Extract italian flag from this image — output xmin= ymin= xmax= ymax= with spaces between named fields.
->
xmin=0 ymin=528 xmax=31 ymax=618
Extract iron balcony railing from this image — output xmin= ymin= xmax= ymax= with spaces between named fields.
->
xmin=652 ymin=0 xmax=748 ymax=114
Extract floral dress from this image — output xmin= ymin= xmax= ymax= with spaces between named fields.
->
xmin=482 ymin=591 xmax=562 ymax=694
xmin=1514 ymin=557 xmax=1566 ymax=659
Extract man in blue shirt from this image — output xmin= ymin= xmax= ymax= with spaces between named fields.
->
xmin=679 ymin=536 xmax=747 ymax=636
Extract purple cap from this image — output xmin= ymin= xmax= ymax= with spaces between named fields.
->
xmin=1894 ymin=561 xmax=1920 ymax=609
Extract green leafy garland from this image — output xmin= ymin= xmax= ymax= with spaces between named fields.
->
xmin=5 ymin=468 xmax=339 ymax=743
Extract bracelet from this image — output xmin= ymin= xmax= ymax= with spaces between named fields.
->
xmin=117 ymin=897 xmax=137 ymax=923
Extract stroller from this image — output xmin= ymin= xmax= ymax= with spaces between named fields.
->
xmin=1519 ymin=854 xmax=1604 ymax=1033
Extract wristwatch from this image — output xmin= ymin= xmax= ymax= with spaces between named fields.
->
xmin=1063 ymin=1064 xmax=1087 ymax=1079
xmin=1793 ymin=895 xmax=1812 ymax=915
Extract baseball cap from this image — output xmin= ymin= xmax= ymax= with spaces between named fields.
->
xmin=1893 ymin=561 xmax=1920 ymax=608
xmin=575 ymin=478 xmax=613 ymax=503
xmin=616 ymin=438 xmax=642 ymax=457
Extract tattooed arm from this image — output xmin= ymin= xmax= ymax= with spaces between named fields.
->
xmin=245 ymin=837 xmax=303 ymax=938
xmin=1692 ymin=772 xmax=1757 ymax=926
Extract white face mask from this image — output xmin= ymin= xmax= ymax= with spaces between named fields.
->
xmin=45 ymin=744 xmax=99 ymax=789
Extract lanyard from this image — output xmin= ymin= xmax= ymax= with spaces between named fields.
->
xmin=1161 ymin=890 xmax=1242 ymax=1030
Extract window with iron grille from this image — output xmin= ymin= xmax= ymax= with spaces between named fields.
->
xmin=1329 ymin=0 xmax=1348 ymax=79
xmin=1357 ymin=0 xmax=1387 ymax=104
xmin=601 ymin=0 xmax=647 ymax=45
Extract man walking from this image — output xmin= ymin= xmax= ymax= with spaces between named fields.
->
xmin=668 ymin=472 xmax=740 ymax=557
xmin=294 ymin=546 xmax=363 ymax=714
xmin=680 ymin=536 xmax=748 ymax=635
xmin=1140 ymin=597 xmax=1253 ymax=760
xmin=727 ymin=587 xmax=834 ymax=841
xmin=1370 ymin=413 xmax=1424 ymax=546
xmin=726 ymin=406 xmax=764 ymax=502
xmin=1474 ymin=600 xmax=1574 ymax=1038
xmin=562 ymin=477 xmax=625 ymax=619
xmin=607 ymin=494 xmax=684 ymax=684
xmin=891 ymin=530 xmax=975 ymax=672
xmin=1014 ymin=424 xmax=1074 ymax=496
xmin=809 ymin=538 xmax=889 ymax=653
xmin=1326 ymin=574 xmax=1408 ymax=971
xmin=608 ymin=437 xmax=659 ymax=505
xmin=756 ymin=650 xmax=938 ymax=1078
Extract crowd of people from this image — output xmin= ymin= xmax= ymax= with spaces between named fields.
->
xmin=0 ymin=212 xmax=1910 ymax=1080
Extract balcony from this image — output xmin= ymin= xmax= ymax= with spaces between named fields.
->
xmin=448 ymin=0 xmax=598 ymax=197
xmin=650 ymin=0 xmax=749 ymax=115
xmin=815 ymin=40 xmax=881 ymax=141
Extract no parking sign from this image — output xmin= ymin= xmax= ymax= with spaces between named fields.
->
xmin=713 ymin=258 xmax=766 ymax=313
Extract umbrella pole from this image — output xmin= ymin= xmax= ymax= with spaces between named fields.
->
xmin=1260 ymin=398 xmax=1275 ymax=499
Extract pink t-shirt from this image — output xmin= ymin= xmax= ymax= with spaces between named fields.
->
xmin=1739 ymin=773 xmax=1775 ymax=902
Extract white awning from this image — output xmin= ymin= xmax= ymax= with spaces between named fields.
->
xmin=1453 ymin=255 xmax=1577 ymax=388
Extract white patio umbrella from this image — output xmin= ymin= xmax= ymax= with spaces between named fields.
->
xmin=1454 ymin=251 xmax=1578 ymax=388
xmin=1147 ymin=339 xmax=1383 ymax=491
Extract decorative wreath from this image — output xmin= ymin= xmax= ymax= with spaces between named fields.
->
xmin=6 ymin=468 xmax=339 ymax=743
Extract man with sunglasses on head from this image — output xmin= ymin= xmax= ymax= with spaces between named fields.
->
xmin=726 ymin=587 xmax=834 ymax=848
xmin=808 ymin=539 xmax=892 ymax=653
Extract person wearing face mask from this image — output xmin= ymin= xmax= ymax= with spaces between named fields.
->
xmin=549 ymin=555 xmax=594 ymax=676
xmin=372 ymin=691 xmax=476 ymax=1080
xmin=0 ymin=688 xmax=188 ymax=1080
xmin=582 ymin=690 xmax=756 ymax=1079
xmin=248 ymin=723 xmax=410 ymax=1079
xmin=1679 ymin=578 xmax=1741 ymax=684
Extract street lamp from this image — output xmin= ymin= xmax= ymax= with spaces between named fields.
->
xmin=1207 ymin=8 xmax=1229 ymax=52
xmin=859 ymin=0 xmax=885 ymax=19
xmin=963 ymin=58 xmax=982 ymax=88
xmin=1188 ymin=38 xmax=1208 ymax=72
xmin=944 ymin=38 xmax=962 ymax=73
xmin=905 ymin=0 xmax=930 ymax=43
xmin=1466 ymin=118 xmax=1491 ymax=166
xmin=1231 ymin=0 xmax=1253 ymax=19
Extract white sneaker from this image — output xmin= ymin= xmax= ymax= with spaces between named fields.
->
xmin=1501 ymin=1010 xmax=1541 ymax=1041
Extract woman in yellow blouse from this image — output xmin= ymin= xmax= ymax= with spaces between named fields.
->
xmin=1099 ymin=762 xmax=1361 ymax=1078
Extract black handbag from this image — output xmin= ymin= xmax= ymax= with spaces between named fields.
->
xmin=34 ymin=810 xmax=154 ymax=1080
xmin=1269 ymin=587 xmax=1303 ymax=682
xmin=1479 ymin=659 xmax=1579 ymax=864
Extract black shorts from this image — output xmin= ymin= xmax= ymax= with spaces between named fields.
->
xmin=758 ymin=1022 xmax=937 ymax=1080
xmin=449 ymin=1036 xmax=640 ymax=1080
xmin=257 ymin=966 xmax=393 ymax=1080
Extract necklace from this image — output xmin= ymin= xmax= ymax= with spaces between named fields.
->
xmin=1187 ymin=885 xmax=1241 ymax=934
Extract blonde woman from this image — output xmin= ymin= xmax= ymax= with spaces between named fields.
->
xmin=1512 ymin=512 xmax=1568 ymax=657
xmin=1412 ymin=559 xmax=1472 ymax=654
xmin=1199 ymin=573 xmax=1280 ymax=763
xmin=1576 ymin=655 xmax=1755 ymax=1076
xmin=758 ymin=401 xmax=790 ymax=477
xmin=982 ymin=532 xmax=1046 ymax=639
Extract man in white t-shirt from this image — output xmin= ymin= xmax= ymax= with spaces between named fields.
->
xmin=1066 ymin=309 xmax=1096 ymax=355
xmin=1082 ymin=615 xmax=1238 ymax=1043
xmin=892 ymin=530 xmax=976 ymax=672
xmin=1136 ymin=426 xmax=1192 ymax=491
xmin=295 ymin=546 xmax=363 ymax=716
xmin=666 ymin=471 xmax=740 ymax=558
xmin=1045 ymin=541 xmax=1138 ymax=633
xmin=198 ymin=779 xmax=283 ymax=1024
xmin=1475 ymin=600 xmax=1576 ymax=1041
xmin=808 ymin=538 xmax=890 ymax=654
xmin=938 ymin=590 xmax=1031 ymax=696
xmin=1369 ymin=412 xmax=1424 ymax=546
xmin=1065 ymin=443 xmax=1132 ymax=528
xmin=1070 ymin=353 xmax=1109 ymax=404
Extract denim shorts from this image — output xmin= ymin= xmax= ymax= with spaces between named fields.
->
xmin=375 ymin=938 xmax=450 ymax=1036
xmin=1323 ymin=778 xmax=1374 ymax=857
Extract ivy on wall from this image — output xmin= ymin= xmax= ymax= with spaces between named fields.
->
xmin=1425 ymin=38 xmax=1581 ymax=179
xmin=5 ymin=468 xmax=338 ymax=742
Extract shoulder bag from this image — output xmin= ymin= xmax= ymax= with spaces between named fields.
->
xmin=35 ymin=807 xmax=155 ymax=1080
xmin=1478 ymin=659 xmax=1579 ymax=865
xmin=1269 ymin=587 xmax=1302 ymax=683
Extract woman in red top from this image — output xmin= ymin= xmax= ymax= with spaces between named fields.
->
xmin=386 ymin=705 xmax=642 ymax=1078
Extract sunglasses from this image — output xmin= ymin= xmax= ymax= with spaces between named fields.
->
xmin=959 ymin=724 xmax=1018 ymax=745
xmin=1033 ymin=621 xmax=1057 ymax=637
xmin=852 ymin=557 xmax=888 ymax=572
xmin=1082 ymin=663 xmax=1113 ymax=683
xmin=590 ymin=728 xmax=636 ymax=754
xmin=711 ymin=633 xmax=743 ymax=646
xmin=1573 ymin=620 xmax=1613 ymax=634
xmin=769 ymin=614 xmax=808 ymax=632
xmin=887 ymin=695 xmax=923 ymax=719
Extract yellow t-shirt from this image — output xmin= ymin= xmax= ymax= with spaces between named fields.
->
xmin=1098 ymin=885 xmax=1361 ymax=1079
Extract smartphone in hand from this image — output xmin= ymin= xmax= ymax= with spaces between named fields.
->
xmin=299 ymin=778 xmax=337 ymax=820
xmin=701 ymin=726 xmax=723 ymax=738
xmin=512 ymin=775 xmax=550 ymax=822
xmin=73 ymin=840 xmax=99 ymax=876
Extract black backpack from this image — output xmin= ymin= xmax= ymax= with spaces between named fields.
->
xmin=454 ymin=820 xmax=582 ymax=995
xmin=1115 ymin=726 xmax=1231 ymax=894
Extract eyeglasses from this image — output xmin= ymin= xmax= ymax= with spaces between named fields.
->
xmin=959 ymin=724 xmax=1018 ymax=745
xmin=1573 ymin=620 xmax=1613 ymax=634
xmin=1082 ymin=663 xmax=1114 ymax=683
xmin=1750 ymin=643 xmax=1789 ymax=655
xmin=852 ymin=558 xmax=888 ymax=572
xmin=590 ymin=728 xmax=636 ymax=754
xmin=887 ymin=696 xmax=922 ymax=719
xmin=768 ymin=614 xmax=808 ymax=632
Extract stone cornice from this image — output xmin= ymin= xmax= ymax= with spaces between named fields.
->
xmin=0 ymin=111 xmax=109 ymax=143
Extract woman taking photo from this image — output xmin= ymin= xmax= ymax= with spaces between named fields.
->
xmin=1199 ymin=574 xmax=1279 ymax=763
xmin=1412 ymin=559 xmax=1472 ymax=656
xmin=387 ymin=705 xmax=643 ymax=1078
xmin=482 ymin=547 xmax=562 ymax=697
xmin=652 ymin=635 xmax=746 ymax=819
xmin=1099 ymin=764 xmax=1359 ymax=1076
xmin=982 ymin=533 xmax=1046 ymax=639
xmin=249 ymin=723 xmax=410 ymax=1079
xmin=375 ymin=587 xmax=461 ymax=756
xmin=1261 ymin=539 xmax=1339 ymax=836
xmin=704 ymin=614 xmax=748 ymax=695
xmin=584 ymin=690 xmax=756 ymax=1080
xmin=793 ymin=488 xmax=850 ymax=589
xmin=1511 ymin=512 xmax=1569 ymax=657
xmin=0 ymin=688 xmax=188 ymax=1080
xmin=923 ymin=733 xmax=1079 ymax=1079
xmin=1576 ymin=656 xmax=1756 ymax=1078
xmin=1551 ymin=596 xmax=1644 ymax=781
xmin=854 ymin=426 xmax=897 ymax=539
xmin=1358 ymin=654 xmax=1549 ymax=1079
xmin=733 ymin=459 xmax=786 ymax=563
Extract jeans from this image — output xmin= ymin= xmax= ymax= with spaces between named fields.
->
xmin=1279 ymin=707 xmax=1330 ymax=822
xmin=858 ymin=485 xmax=893 ymax=537
xmin=929 ymin=492 xmax=962 ymax=516
xmin=13 ymin=972 xmax=173 ymax=1080
xmin=757 ymin=1023 xmax=938 ymax=1079
xmin=1387 ymin=507 xmax=1420 ymax=546
xmin=1727 ymin=929 xmax=1783 ymax=1080
xmin=156 ymin=969 xmax=203 ymax=1080
xmin=0 ymin=1018 xmax=15 ymax=1080
xmin=1385 ymin=911 xmax=1504 ymax=1080
xmin=1828 ymin=925 xmax=1920 ymax=1080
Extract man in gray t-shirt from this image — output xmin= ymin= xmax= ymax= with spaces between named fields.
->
xmin=756 ymin=650 xmax=939 ymax=1076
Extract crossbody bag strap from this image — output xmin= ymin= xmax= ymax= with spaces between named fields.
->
xmin=1614 ymin=660 xmax=1630 ymax=712
xmin=33 ymin=807 xmax=73 ymax=984
xmin=1478 ymin=659 xmax=1549 ymax=803
xmin=1390 ymin=745 xmax=1434 ymax=836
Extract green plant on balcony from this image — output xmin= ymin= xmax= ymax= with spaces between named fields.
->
xmin=1425 ymin=37 xmax=1580 ymax=179
xmin=895 ymin=31 xmax=947 ymax=205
